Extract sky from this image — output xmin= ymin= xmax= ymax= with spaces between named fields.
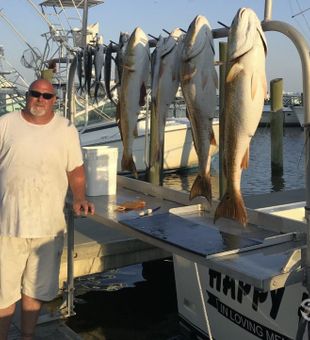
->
xmin=1 ymin=0 xmax=310 ymax=93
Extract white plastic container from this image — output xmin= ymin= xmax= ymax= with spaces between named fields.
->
xmin=82 ymin=146 xmax=118 ymax=196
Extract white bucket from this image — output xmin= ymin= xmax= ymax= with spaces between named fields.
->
xmin=82 ymin=146 xmax=118 ymax=196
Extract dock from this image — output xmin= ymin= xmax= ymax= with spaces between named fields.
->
xmin=8 ymin=176 xmax=307 ymax=339
xmin=59 ymin=216 xmax=170 ymax=285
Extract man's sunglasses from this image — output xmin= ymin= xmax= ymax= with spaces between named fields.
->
xmin=28 ymin=90 xmax=55 ymax=100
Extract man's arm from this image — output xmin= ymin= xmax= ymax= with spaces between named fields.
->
xmin=67 ymin=165 xmax=95 ymax=216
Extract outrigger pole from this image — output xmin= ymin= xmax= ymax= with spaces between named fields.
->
xmin=0 ymin=9 xmax=44 ymax=74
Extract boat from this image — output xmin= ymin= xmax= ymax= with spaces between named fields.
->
xmin=79 ymin=114 xmax=219 ymax=173
xmin=169 ymin=198 xmax=307 ymax=340
xmin=259 ymin=104 xmax=300 ymax=126
xmin=0 ymin=46 xmax=28 ymax=115
xmin=291 ymin=105 xmax=304 ymax=127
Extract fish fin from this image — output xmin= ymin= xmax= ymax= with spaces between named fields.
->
xmin=241 ymin=147 xmax=249 ymax=169
xmin=121 ymin=155 xmax=138 ymax=179
xmin=189 ymin=174 xmax=212 ymax=203
xmin=210 ymin=129 xmax=217 ymax=146
xmin=214 ymin=191 xmax=248 ymax=226
xmin=213 ymin=68 xmax=219 ymax=89
xmin=226 ymin=63 xmax=243 ymax=83
xmin=139 ymin=83 xmax=147 ymax=106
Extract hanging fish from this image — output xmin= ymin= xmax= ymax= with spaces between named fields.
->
xmin=104 ymin=42 xmax=114 ymax=105
xmin=76 ymin=48 xmax=83 ymax=93
xmin=115 ymin=32 xmax=130 ymax=96
xmin=214 ymin=8 xmax=268 ymax=226
xmin=83 ymin=45 xmax=93 ymax=96
xmin=180 ymin=15 xmax=218 ymax=203
xmin=150 ymin=28 xmax=185 ymax=170
xmin=118 ymin=27 xmax=150 ymax=178
xmin=93 ymin=44 xmax=105 ymax=102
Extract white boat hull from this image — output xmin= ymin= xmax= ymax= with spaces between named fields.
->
xmin=291 ymin=106 xmax=304 ymax=127
xmin=174 ymin=254 xmax=306 ymax=339
xmin=260 ymin=105 xmax=300 ymax=127
xmin=79 ymin=117 xmax=219 ymax=173
xmin=173 ymin=201 xmax=308 ymax=339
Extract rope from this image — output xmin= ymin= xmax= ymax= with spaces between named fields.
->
xmin=194 ymin=262 xmax=213 ymax=340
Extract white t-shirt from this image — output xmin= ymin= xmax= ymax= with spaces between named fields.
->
xmin=0 ymin=112 xmax=83 ymax=237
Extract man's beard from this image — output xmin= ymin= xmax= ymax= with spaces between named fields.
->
xmin=29 ymin=106 xmax=47 ymax=116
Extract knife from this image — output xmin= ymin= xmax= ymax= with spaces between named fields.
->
xmin=138 ymin=206 xmax=161 ymax=217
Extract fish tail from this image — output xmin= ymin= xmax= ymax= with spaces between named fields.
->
xmin=214 ymin=190 xmax=247 ymax=226
xmin=241 ymin=147 xmax=250 ymax=169
xmin=94 ymin=82 xmax=99 ymax=103
xmin=121 ymin=155 xmax=138 ymax=179
xmin=87 ymin=81 xmax=92 ymax=97
xmin=210 ymin=129 xmax=217 ymax=146
xmin=189 ymin=174 xmax=212 ymax=203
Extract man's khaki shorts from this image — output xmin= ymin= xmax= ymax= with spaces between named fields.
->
xmin=0 ymin=234 xmax=64 ymax=308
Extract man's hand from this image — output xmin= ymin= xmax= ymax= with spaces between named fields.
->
xmin=73 ymin=199 xmax=95 ymax=216
xmin=68 ymin=166 xmax=95 ymax=216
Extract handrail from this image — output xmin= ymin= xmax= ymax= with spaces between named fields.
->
xmin=259 ymin=20 xmax=310 ymax=300
xmin=64 ymin=202 xmax=76 ymax=318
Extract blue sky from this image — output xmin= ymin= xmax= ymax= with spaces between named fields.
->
xmin=1 ymin=0 xmax=310 ymax=93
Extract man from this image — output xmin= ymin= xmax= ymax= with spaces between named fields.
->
xmin=0 ymin=79 xmax=95 ymax=340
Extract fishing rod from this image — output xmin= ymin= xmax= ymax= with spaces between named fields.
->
xmin=292 ymin=6 xmax=310 ymax=18
xmin=0 ymin=9 xmax=42 ymax=62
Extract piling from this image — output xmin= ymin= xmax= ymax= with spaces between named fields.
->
xmin=270 ymin=78 xmax=284 ymax=176
xmin=147 ymin=98 xmax=162 ymax=185
xmin=218 ymin=41 xmax=227 ymax=198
